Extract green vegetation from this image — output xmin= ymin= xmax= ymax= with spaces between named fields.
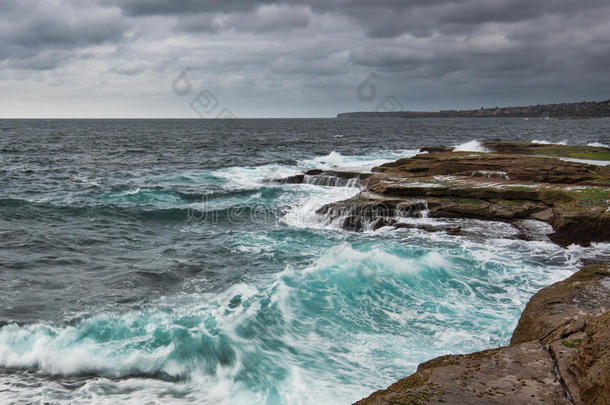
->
xmin=391 ymin=157 xmax=415 ymax=165
xmin=593 ymin=177 xmax=610 ymax=184
xmin=537 ymin=187 xmax=609 ymax=210
xmin=535 ymin=145 xmax=610 ymax=161
xmin=505 ymin=185 xmax=536 ymax=192
xmin=483 ymin=142 xmax=610 ymax=160
xmin=571 ymin=187 xmax=610 ymax=207
xmin=539 ymin=189 xmax=573 ymax=203
xmin=442 ymin=198 xmax=486 ymax=206
xmin=561 ymin=338 xmax=584 ymax=348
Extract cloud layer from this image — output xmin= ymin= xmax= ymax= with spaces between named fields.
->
xmin=1 ymin=0 xmax=609 ymax=117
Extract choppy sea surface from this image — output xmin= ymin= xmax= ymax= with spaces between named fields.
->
xmin=1 ymin=118 xmax=609 ymax=404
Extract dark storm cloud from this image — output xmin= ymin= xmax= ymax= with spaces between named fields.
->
xmin=175 ymin=4 xmax=311 ymax=34
xmin=340 ymin=0 xmax=610 ymax=85
xmin=110 ymin=0 xmax=267 ymax=16
xmin=304 ymin=0 xmax=610 ymax=38
xmin=9 ymin=13 xmax=124 ymax=48
xmin=1 ymin=0 xmax=610 ymax=116
xmin=0 ymin=0 xmax=125 ymax=69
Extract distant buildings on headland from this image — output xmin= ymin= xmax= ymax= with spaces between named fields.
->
xmin=337 ymin=99 xmax=610 ymax=118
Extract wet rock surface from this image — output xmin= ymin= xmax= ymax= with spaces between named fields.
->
xmin=270 ymin=169 xmax=371 ymax=187
xmin=310 ymin=144 xmax=610 ymax=246
xmin=355 ymin=264 xmax=610 ymax=405
xmin=483 ymin=142 xmax=610 ymax=161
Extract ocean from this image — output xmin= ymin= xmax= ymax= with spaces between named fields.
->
xmin=1 ymin=118 xmax=609 ymax=404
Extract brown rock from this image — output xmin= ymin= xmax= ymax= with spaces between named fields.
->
xmin=512 ymin=264 xmax=610 ymax=404
xmin=420 ymin=145 xmax=453 ymax=153
xmin=511 ymin=264 xmax=610 ymax=344
xmin=356 ymin=264 xmax=610 ymax=405
xmin=321 ymin=147 xmax=610 ymax=246
xmin=371 ymin=151 xmax=604 ymax=184
xmin=280 ymin=142 xmax=610 ymax=246
xmin=355 ymin=342 xmax=569 ymax=405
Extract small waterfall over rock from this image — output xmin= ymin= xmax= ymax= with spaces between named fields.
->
xmin=271 ymin=170 xmax=369 ymax=188
xmin=303 ymin=174 xmax=361 ymax=188
xmin=395 ymin=200 xmax=429 ymax=219
xmin=318 ymin=198 xmax=430 ymax=231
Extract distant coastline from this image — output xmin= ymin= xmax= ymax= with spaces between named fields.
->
xmin=337 ymin=99 xmax=610 ymax=118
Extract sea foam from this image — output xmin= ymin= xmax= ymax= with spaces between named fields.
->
xmin=587 ymin=142 xmax=609 ymax=148
xmin=531 ymin=139 xmax=568 ymax=145
xmin=0 ymin=237 xmax=580 ymax=404
xmin=453 ymin=140 xmax=490 ymax=152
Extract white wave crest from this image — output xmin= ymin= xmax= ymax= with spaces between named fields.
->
xmin=302 ymin=149 xmax=419 ymax=172
xmin=531 ymin=139 xmax=568 ymax=145
xmin=587 ymin=142 xmax=609 ymax=148
xmin=453 ymin=140 xmax=490 ymax=153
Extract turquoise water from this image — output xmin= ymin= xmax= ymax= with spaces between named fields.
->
xmin=0 ymin=235 xmax=582 ymax=404
xmin=1 ymin=119 xmax=608 ymax=404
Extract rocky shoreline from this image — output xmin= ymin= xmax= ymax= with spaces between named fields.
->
xmin=356 ymin=263 xmax=610 ymax=405
xmin=275 ymin=142 xmax=610 ymax=247
xmin=271 ymin=142 xmax=610 ymax=404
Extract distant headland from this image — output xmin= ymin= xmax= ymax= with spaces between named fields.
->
xmin=337 ymin=99 xmax=610 ymax=118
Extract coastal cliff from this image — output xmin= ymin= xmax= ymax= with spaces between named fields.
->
xmin=355 ymin=263 xmax=610 ymax=405
xmin=337 ymin=99 xmax=610 ymax=119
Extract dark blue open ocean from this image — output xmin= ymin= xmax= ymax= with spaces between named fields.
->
xmin=1 ymin=118 xmax=609 ymax=404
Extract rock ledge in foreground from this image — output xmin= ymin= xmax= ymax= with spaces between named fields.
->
xmin=355 ymin=263 xmax=610 ymax=405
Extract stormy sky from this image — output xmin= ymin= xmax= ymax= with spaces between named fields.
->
xmin=1 ymin=0 xmax=610 ymax=118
